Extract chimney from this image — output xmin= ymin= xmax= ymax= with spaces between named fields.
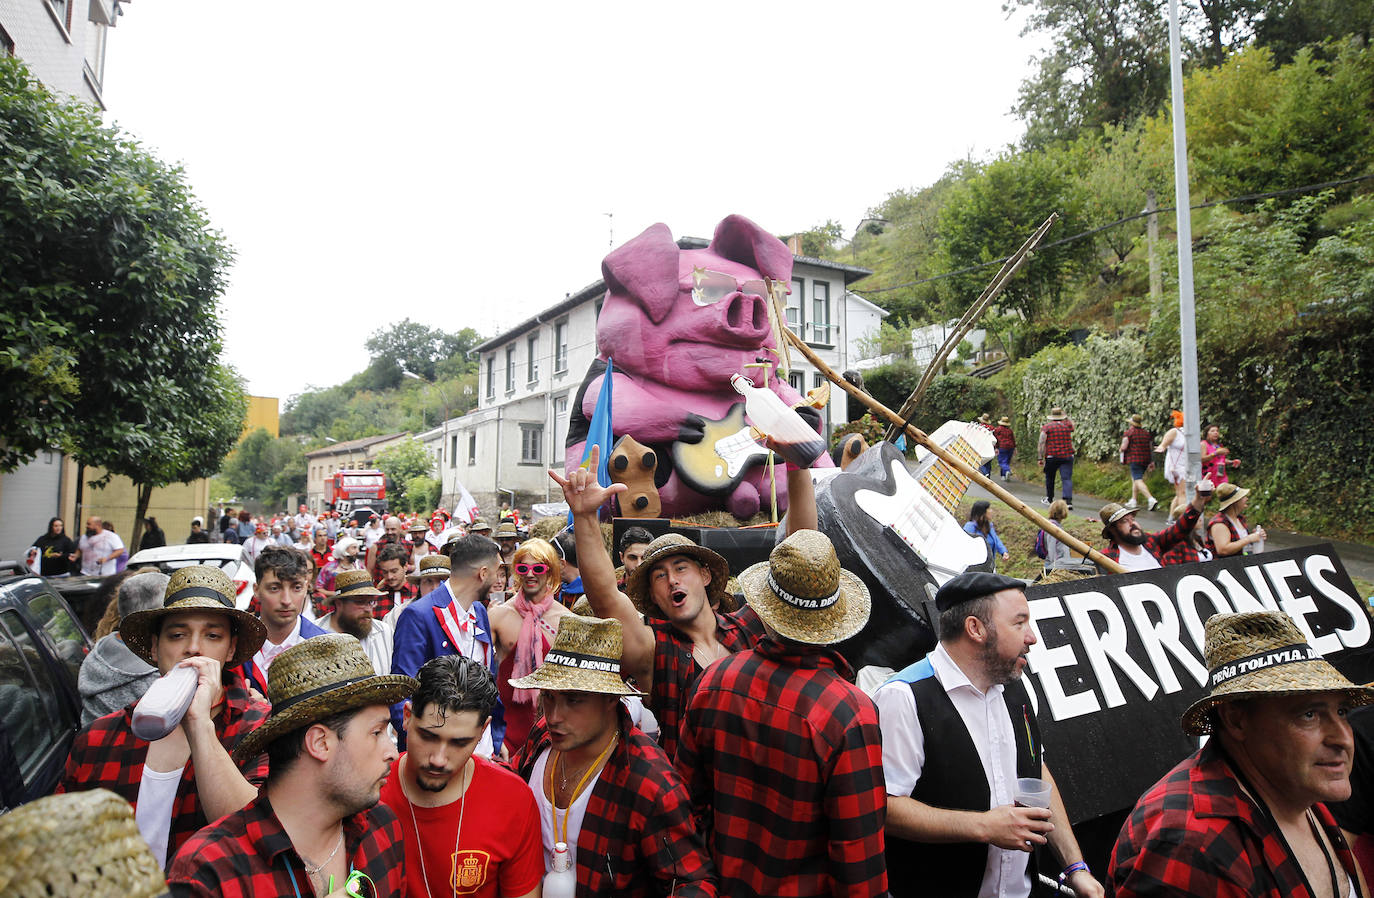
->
xmin=786 ymin=235 xmax=804 ymax=256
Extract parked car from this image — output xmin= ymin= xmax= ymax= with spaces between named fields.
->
xmin=0 ymin=573 xmax=91 ymax=809
xmin=126 ymin=543 xmax=256 ymax=609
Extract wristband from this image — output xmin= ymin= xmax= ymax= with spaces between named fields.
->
xmin=1059 ymin=861 xmax=1089 ymax=882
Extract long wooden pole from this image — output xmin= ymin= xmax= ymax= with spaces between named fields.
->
xmin=785 ymin=328 xmax=1127 ymax=574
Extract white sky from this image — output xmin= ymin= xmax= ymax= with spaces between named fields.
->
xmin=103 ymin=2 xmax=1042 ymax=403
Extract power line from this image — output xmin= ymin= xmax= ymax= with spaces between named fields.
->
xmin=854 ymin=172 xmax=1374 ymax=295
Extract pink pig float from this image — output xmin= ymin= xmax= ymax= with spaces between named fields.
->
xmin=564 ymin=214 xmax=832 ymax=519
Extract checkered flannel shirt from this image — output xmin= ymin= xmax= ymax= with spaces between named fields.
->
xmin=646 ymin=604 xmax=765 ymax=762
xmin=1123 ymin=425 xmax=1154 ymax=466
xmin=1041 ymin=419 xmax=1075 ymax=458
xmin=375 ymin=580 xmax=416 ymax=620
xmin=676 ymin=638 xmax=888 ymax=898
xmin=1104 ymin=505 xmax=1200 ymax=565
xmin=1109 ymin=741 xmax=1358 ymax=897
xmin=57 ymin=667 xmax=270 ymax=866
xmin=167 ymin=792 xmax=406 ymax=898
xmin=513 ymin=708 xmax=718 ymax=897
xmin=993 ymin=424 xmax=1016 ymax=450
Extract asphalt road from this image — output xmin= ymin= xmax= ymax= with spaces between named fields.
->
xmin=965 ymin=471 xmax=1374 ymax=586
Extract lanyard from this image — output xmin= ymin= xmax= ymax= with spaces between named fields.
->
xmin=547 ymin=733 xmax=618 ymax=846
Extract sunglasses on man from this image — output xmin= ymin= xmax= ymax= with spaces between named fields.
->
xmin=515 ymin=563 xmax=550 ymax=575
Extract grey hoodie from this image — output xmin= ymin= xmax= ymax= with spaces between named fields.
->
xmin=78 ymin=633 xmax=158 ymax=728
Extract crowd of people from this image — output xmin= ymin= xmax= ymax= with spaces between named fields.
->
xmin=21 ymin=415 xmax=1361 ymax=898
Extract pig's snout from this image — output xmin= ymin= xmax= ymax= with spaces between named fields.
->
xmin=720 ymin=291 xmax=770 ymax=342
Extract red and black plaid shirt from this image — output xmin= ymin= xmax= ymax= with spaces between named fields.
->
xmin=57 ymin=668 xmax=270 ymax=867
xmin=647 ymin=604 xmax=766 ymax=761
xmin=374 ymin=580 xmax=416 ymax=620
xmin=1159 ymin=540 xmax=1204 ymax=565
xmin=1041 ymin=418 xmax=1075 ymax=458
xmin=167 ymin=792 xmax=406 ymax=898
xmin=1109 ymin=741 xmax=1358 ymax=897
xmin=676 ymin=638 xmax=887 ymax=898
xmin=1123 ymin=425 xmax=1154 ymax=466
xmin=513 ymin=708 xmax=717 ymax=897
xmin=1104 ymin=504 xmax=1200 ymax=565
xmin=992 ymin=424 xmax=1016 ymax=450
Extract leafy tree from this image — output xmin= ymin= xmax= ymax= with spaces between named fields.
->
xmin=782 ymin=220 xmax=844 ymax=258
xmin=374 ymin=439 xmax=435 ymax=507
xmin=402 ymin=475 xmax=441 ymax=514
xmin=364 ymin=319 xmax=481 ymax=385
xmin=852 ymin=171 xmax=967 ymax=321
xmin=1253 ymin=0 xmax=1374 ymax=63
xmin=0 ymin=58 xmax=244 ymax=546
xmin=861 ymin=359 xmax=923 ymax=415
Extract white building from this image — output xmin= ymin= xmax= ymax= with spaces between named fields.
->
xmin=0 ymin=0 xmax=129 ymax=108
xmin=423 ymin=242 xmax=874 ymax=515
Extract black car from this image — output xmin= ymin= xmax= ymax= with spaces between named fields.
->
xmin=0 ymin=572 xmax=91 ymax=809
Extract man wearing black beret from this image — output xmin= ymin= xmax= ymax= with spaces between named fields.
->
xmin=873 ymin=571 xmax=1104 ymax=898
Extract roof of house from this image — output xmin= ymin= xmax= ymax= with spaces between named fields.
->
xmin=304 ymin=431 xmax=409 ymax=459
xmin=474 ymin=238 xmax=875 ymax=354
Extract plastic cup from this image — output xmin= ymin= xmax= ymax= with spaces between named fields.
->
xmin=1014 ymin=777 xmax=1052 ymax=809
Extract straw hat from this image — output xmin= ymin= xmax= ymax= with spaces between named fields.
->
xmin=469 ymin=520 xmax=492 ymax=534
xmin=997 ymin=416 xmax=1011 ymax=426
xmin=334 ymin=568 xmax=384 ymax=598
xmin=1183 ymin=611 xmax=1374 ymax=735
xmin=570 ymin=596 xmax=594 ymax=616
xmin=1129 ymin=414 xmax=1144 ymax=426
xmin=408 ymin=554 xmax=452 ymax=581
xmin=1216 ymin=482 xmax=1251 ymax=513
xmin=233 ymin=633 xmax=417 ymax=761
xmin=737 ymin=529 xmax=870 ymax=646
xmin=1098 ymin=502 xmax=1136 ymax=541
xmin=1047 ymin=407 xmax=1068 ymax=421
xmin=119 ymin=565 xmax=266 ymax=667
xmin=507 ymin=614 xmax=643 ymax=696
xmin=624 ymin=533 xmax=730 ymax=611
xmin=495 ymin=520 xmax=520 ymax=539
xmin=977 ymin=413 xmax=991 ymax=424
xmin=0 ymin=790 xmax=167 ymax=898
xmin=407 ymin=520 xmax=427 ymax=534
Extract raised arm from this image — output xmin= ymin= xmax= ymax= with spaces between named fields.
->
xmin=549 ymin=446 xmax=656 ymax=690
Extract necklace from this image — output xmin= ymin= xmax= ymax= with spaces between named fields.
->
xmin=405 ymin=755 xmax=470 ymax=898
xmin=301 ymin=828 xmax=343 ymax=876
xmin=548 ymin=731 xmax=618 ymax=846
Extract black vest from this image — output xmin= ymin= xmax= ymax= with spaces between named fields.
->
xmin=886 ymin=667 xmax=1043 ymax=898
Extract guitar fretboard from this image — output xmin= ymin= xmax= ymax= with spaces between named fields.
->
xmin=917 ymin=436 xmax=981 ymax=514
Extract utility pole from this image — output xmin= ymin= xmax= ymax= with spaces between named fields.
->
xmin=604 ymin=212 xmax=614 ymax=248
xmin=1168 ymin=0 xmax=1202 ymax=487
xmin=1146 ymin=189 xmax=1162 ymax=304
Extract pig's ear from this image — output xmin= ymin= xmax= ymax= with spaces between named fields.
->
xmin=709 ymin=215 xmax=794 ymax=283
xmin=602 ymin=223 xmax=680 ymax=325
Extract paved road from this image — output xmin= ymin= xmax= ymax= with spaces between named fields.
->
xmin=964 ymin=471 xmax=1374 ymax=585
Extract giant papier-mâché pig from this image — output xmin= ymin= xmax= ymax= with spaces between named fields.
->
xmin=565 ymin=214 xmax=832 ymax=519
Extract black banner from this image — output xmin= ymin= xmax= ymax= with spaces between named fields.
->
xmin=1022 ymin=544 xmax=1374 ymax=822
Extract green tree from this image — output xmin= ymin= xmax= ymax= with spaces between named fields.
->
xmin=364 ymin=319 xmax=481 ymax=386
xmin=1253 ymin=0 xmax=1374 ymax=63
xmin=374 ymin=440 xmax=435 ymax=507
xmin=782 ymin=220 xmax=844 ymax=258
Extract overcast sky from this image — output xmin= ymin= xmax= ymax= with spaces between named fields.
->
xmin=103 ymin=3 xmax=1043 ymax=403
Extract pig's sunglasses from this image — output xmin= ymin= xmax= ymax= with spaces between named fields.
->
xmin=690 ymin=267 xmax=789 ymax=307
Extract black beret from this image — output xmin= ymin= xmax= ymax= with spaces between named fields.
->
xmin=934 ymin=571 xmax=1026 ymax=612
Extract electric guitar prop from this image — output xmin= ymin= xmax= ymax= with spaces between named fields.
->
xmin=672 ymin=383 xmax=830 ymax=496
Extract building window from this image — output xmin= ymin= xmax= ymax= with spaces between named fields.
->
xmin=468 ymin=432 xmax=477 ymax=465
xmin=786 ymin=279 xmax=803 ymax=335
xmin=554 ymin=320 xmax=568 ymax=373
xmin=505 ymin=345 xmax=516 ymax=392
xmin=527 ymin=334 xmax=538 ymax=383
xmin=45 ymin=0 xmax=72 ymax=34
xmin=520 ymin=425 xmax=543 ymax=465
xmin=555 ymin=396 xmax=568 ymax=418
xmin=814 ymin=372 xmax=831 ymax=433
xmin=485 ymin=357 xmax=495 ymax=400
xmin=449 ymin=434 xmax=458 ymax=468
xmin=788 ymin=371 xmax=804 ymax=393
xmin=0 ymin=25 xmax=14 ymax=56
xmin=811 ymin=281 xmax=832 ymax=344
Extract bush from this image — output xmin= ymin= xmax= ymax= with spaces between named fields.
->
xmin=923 ymin=375 xmax=999 ymax=424
xmin=830 ymin=413 xmax=887 ymax=450
xmin=862 ymin=359 xmax=922 ymax=413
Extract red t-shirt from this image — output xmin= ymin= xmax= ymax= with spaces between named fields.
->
xmin=379 ymin=754 xmax=543 ymax=898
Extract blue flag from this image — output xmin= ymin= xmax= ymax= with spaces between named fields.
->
xmin=569 ymin=359 xmax=614 ymax=524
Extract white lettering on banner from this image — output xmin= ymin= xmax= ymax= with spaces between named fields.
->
xmin=1265 ymin=559 xmax=1341 ymax=655
xmin=1175 ymin=575 xmax=1232 ymax=654
xmin=1064 ymin=592 xmax=1160 ymax=708
xmin=1027 ymin=596 xmax=1101 ymax=721
xmin=1246 ymin=566 xmax=1283 ymax=611
xmin=1119 ymin=583 xmax=1208 ymax=693
xmin=1305 ymin=554 xmax=1370 ymax=648
xmin=1215 ymin=570 xmax=1274 ymax=613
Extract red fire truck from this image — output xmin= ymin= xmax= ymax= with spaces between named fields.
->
xmin=324 ymin=469 xmax=388 ymax=515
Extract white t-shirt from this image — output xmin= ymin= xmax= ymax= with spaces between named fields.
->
xmin=531 ymin=748 xmax=604 ymax=871
xmin=874 ymin=643 xmax=1033 ymax=898
xmin=1115 ymin=544 xmax=1163 ymax=572
xmin=136 ymin=763 xmax=185 ymax=869
xmin=101 ymin=531 xmax=125 ymax=575
xmin=78 ymin=531 xmax=113 ymax=576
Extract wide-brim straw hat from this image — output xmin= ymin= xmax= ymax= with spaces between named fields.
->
xmin=0 ymin=790 xmax=167 ymax=897
xmin=737 ymin=529 xmax=870 ymax=646
xmin=234 ymin=633 xmax=417 ymax=761
xmin=334 ymin=568 xmax=385 ymax=597
xmin=508 ymin=614 xmax=643 ymax=696
xmin=997 ymin=416 xmax=1011 ymax=426
xmin=469 ymin=520 xmax=492 ymax=534
xmin=624 ymin=533 xmax=730 ymax=612
xmin=1129 ymin=414 xmax=1143 ymax=426
xmin=495 ymin=521 xmax=520 ymax=539
xmin=1216 ymin=482 xmax=1251 ymax=513
xmin=1047 ymin=407 xmax=1068 ymax=420
xmin=1099 ymin=502 xmax=1135 ymax=541
xmin=120 ymin=565 xmax=266 ymax=667
xmin=977 ymin=414 xmax=991 ymax=424
xmin=1182 ymin=611 xmax=1374 ymax=735
xmin=409 ymin=554 xmax=452 ymax=581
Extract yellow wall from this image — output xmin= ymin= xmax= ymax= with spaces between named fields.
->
xmin=245 ymin=395 xmax=280 ymax=438
xmin=59 ymin=462 xmax=212 ymax=548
